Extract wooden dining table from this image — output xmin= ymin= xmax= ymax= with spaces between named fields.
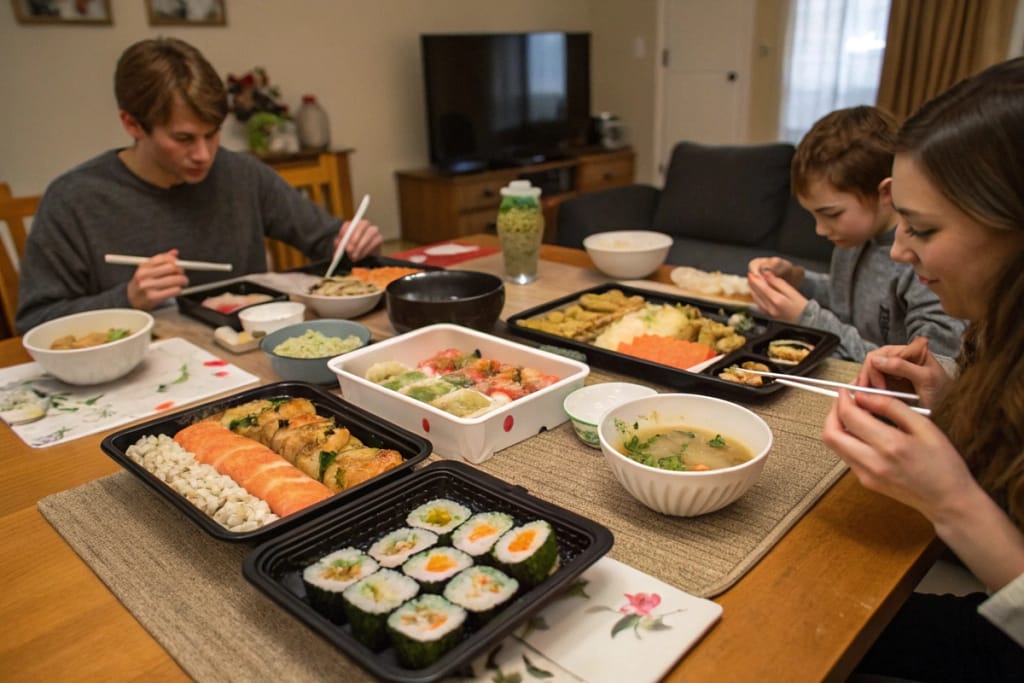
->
xmin=0 ymin=234 xmax=940 ymax=682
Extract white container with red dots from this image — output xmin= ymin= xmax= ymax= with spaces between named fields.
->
xmin=328 ymin=323 xmax=589 ymax=463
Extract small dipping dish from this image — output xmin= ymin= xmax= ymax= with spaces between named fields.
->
xmin=563 ymin=382 xmax=658 ymax=448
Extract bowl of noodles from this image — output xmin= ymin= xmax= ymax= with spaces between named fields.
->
xmin=22 ymin=308 xmax=154 ymax=385
xmin=294 ymin=276 xmax=384 ymax=319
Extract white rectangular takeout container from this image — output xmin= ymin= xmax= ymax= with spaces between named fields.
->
xmin=328 ymin=323 xmax=589 ymax=463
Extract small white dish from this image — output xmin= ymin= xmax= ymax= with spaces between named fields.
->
xmin=237 ymin=301 xmax=306 ymax=336
xmin=563 ymin=382 xmax=657 ymax=448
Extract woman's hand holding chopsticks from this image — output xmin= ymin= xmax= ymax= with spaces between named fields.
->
xmin=856 ymin=336 xmax=952 ymax=409
xmin=125 ymin=248 xmax=188 ymax=310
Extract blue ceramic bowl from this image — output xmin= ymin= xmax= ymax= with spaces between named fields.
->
xmin=259 ymin=319 xmax=370 ymax=385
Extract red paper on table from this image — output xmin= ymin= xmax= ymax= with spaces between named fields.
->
xmin=388 ymin=241 xmax=499 ymax=267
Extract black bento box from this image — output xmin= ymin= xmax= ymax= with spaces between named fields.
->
xmin=506 ymin=283 xmax=840 ymax=400
xmin=243 ymin=460 xmax=614 ymax=683
xmin=177 ymin=279 xmax=289 ymax=330
xmin=99 ymin=381 xmax=432 ymax=542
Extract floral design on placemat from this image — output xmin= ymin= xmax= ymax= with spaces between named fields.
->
xmin=586 ymin=592 xmax=683 ymax=639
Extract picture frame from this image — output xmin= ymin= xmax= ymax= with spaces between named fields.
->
xmin=146 ymin=0 xmax=226 ymax=26
xmin=11 ymin=0 xmax=112 ymax=24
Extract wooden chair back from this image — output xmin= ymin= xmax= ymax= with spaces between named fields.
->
xmin=267 ymin=153 xmax=345 ymax=271
xmin=0 ymin=182 xmax=41 ymax=336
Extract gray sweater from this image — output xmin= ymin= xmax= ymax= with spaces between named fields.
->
xmin=798 ymin=229 xmax=966 ymax=361
xmin=16 ymin=148 xmax=340 ymax=332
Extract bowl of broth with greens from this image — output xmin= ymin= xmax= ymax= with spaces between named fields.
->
xmin=598 ymin=393 xmax=773 ymax=516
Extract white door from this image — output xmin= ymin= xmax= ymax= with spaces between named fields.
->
xmin=657 ymin=0 xmax=754 ymax=175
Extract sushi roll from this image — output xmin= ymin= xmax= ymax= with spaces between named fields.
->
xmin=402 ymin=378 xmax=457 ymax=403
xmin=451 ymin=511 xmax=515 ymax=561
xmin=406 ymin=498 xmax=472 ymax=542
xmin=342 ymin=569 xmax=420 ymax=650
xmin=443 ymin=565 xmax=519 ymax=624
xmin=491 ymin=520 xmax=559 ymax=588
xmin=368 ymin=527 xmax=439 ymax=568
xmin=302 ymin=547 xmax=379 ymax=623
xmin=387 ymin=594 xmax=467 ymax=669
xmin=402 ymin=546 xmax=474 ymax=593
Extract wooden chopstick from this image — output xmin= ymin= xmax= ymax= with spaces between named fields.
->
xmin=772 ymin=378 xmax=931 ymax=416
xmin=736 ymin=367 xmax=920 ymax=401
xmin=104 ymin=254 xmax=233 ymax=272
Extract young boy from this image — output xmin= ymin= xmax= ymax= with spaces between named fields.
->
xmin=747 ymin=105 xmax=966 ymax=361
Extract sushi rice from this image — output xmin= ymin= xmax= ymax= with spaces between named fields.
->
xmin=406 ymin=498 xmax=472 ymax=540
xmin=368 ymin=527 xmax=439 ymax=568
xmin=387 ymin=594 xmax=467 ymax=669
xmin=443 ymin=565 xmax=519 ymax=622
xmin=401 ymin=546 xmax=473 ymax=592
xmin=302 ymin=548 xmax=379 ymax=622
xmin=342 ymin=569 xmax=420 ymax=650
xmin=491 ymin=520 xmax=560 ymax=587
xmin=451 ymin=511 xmax=514 ymax=559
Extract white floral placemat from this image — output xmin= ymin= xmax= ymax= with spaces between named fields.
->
xmin=447 ymin=557 xmax=722 ymax=683
xmin=0 ymin=338 xmax=259 ymax=448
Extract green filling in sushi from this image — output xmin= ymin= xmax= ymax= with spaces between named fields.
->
xmin=402 ymin=546 xmax=474 ymax=592
xmin=443 ymin=565 xmax=519 ymax=623
xmin=368 ymin=527 xmax=439 ymax=568
xmin=342 ymin=569 xmax=419 ymax=650
xmin=451 ymin=511 xmax=515 ymax=560
xmin=403 ymin=379 xmax=456 ymax=403
xmin=406 ymin=498 xmax=472 ymax=541
xmin=386 ymin=594 xmax=467 ymax=669
xmin=302 ymin=548 xmax=379 ymax=623
xmin=491 ymin=520 xmax=559 ymax=588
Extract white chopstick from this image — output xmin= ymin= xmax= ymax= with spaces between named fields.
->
xmin=773 ymin=378 xmax=931 ymax=416
xmin=738 ymin=368 xmax=920 ymax=401
xmin=324 ymin=194 xmax=370 ymax=279
xmin=105 ymin=254 xmax=233 ymax=272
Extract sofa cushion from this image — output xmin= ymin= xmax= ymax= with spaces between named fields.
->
xmin=557 ymin=184 xmax=661 ymax=249
xmin=652 ymin=141 xmax=795 ymax=246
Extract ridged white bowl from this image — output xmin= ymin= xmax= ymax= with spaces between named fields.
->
xmin=598 ymin=393 xmax=773 ymax=516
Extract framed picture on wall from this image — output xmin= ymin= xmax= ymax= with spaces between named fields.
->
xmin=11 ymin=0 xmax=112 ymax=24
xmin=146 ymin=0 xmax=226 ymax=26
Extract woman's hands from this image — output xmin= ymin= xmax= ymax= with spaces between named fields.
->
xmin=126 ymin=249 xmax=188 ymax=310
xmin=746 ymin=259 xmax=808 ymax=322
xmin=857 ymin=336 xmax=951 ymax=408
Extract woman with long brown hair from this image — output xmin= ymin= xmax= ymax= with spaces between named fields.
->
xmin=823 ymin=57 xmax=1024 ymax=680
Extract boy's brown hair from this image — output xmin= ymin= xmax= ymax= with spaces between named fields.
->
xmin=114 ymin=37 xmax=228 ymax=132
xmin=791 ymin=105 xmax=898 ymax=200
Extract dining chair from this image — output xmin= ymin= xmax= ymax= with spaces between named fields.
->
xmin=268 ymin=152 xmax=345 ymax=271
xmin=0 ymin=182 xmax=40 ymax=337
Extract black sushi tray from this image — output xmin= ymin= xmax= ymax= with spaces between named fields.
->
xmin=99 ymin=381 xmax=432 ymax=543
xmin=243 ymin=460 xmax=615 ymax=683
xmin=505 ymin=282 xmax=841 ymax=401
xmin=177 ymin=279 xmax=291 ymax=331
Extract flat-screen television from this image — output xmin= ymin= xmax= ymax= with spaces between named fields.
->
xmin=421 ymin=32 xmax=591 ymax=174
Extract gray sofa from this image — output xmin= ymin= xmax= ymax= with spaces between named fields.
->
xmin=558 ymin=141 xmax=833 ymax=275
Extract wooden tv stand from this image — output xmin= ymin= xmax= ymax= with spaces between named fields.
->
xmin=395 ymin=147 xmax=635 ymax=244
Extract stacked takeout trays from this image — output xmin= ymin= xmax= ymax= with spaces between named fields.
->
xmin=506 ymin=283 xmax=840 ymax=400
xmin=100 ymin=381 xmax=432 ymax=542
xmin=243 ymin=460 xmax=614 ymax=683
xmin=178 ymin=279 xmax=290 ymax=330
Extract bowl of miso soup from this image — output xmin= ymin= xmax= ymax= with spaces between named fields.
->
xmin=597 ymin=393 xmax=773 ymax=516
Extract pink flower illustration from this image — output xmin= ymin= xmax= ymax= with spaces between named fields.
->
xmin=620 ymin=592 xmax=661 ymax=617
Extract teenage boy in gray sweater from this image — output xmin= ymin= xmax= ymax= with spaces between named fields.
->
xmin=747 ymin=106 xmax=966 ymax=361
xmin=15 ymin=37 xmax=381 ymax=333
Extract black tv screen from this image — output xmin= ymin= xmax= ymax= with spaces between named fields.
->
xmin=422 ymin=32 xmax=591 ymax=174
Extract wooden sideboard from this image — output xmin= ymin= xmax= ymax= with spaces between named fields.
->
xmin=260 ymin=149 xmax=355 ymax=218
xmin=395 ymin=147 xmax=635 ymax=244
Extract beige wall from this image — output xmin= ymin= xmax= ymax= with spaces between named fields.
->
xmin=0 ymin=0 xmax=661 ymax=241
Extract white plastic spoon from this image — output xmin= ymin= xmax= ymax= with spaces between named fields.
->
xmin=324 ymin=194 xmax=370 ymax=279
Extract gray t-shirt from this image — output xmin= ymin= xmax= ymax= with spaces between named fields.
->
xmin=798 ymin=229 xmax=966 ymax=361
xmin=16 ymin=148 xmax=340 ymax=332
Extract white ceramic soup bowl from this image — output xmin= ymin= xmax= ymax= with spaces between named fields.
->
xmin=237 ymin=301 xmax=306 ymax=336
xmin=22 ymin=308 xmax=154 ymax=385
xmin=598 ymin=393 xmax=773 ymax=516
xmin=583 ymin=230 xmax=673 ymax=279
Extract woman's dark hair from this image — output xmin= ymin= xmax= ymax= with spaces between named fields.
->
xmin=900 ymin=57 xmax=1024 ymax=526
xmin=114 ymin=37 xmax=228 ymax=132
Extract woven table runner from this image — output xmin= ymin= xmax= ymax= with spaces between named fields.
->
xmin=37 ymin=359 xmax=855 ymax=682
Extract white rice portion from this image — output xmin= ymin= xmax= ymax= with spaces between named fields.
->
xmin=443 ymin=566 xmax=519 ymax=612
xmin=124 ymin=434 xmax=278 ymax=532
xmin=402 ymin=546 xmax=473 ymax=583
xmin=492 ymin=521 xmax=553 ymax=564
xmin=451 ymin=512 xmax=514 ymax=557
xmin=387 ymin=594 xmax=466 ymax=641
xmin=343 ymin=569 xmax=419 ymax=615
xmin=368 ymin=527 xmax=439 ymax=568
xmin=406 ymin=498 xmax=472 ymax=535
xmin=303 ymin=548 xmax=379 ymax=592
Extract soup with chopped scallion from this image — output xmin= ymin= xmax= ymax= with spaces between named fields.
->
xmin=613 ymin=419 xmax=752 ymax=471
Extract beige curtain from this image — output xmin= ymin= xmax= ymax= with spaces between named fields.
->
xmin=876 ymin=0 xmax=1017 ymax=121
